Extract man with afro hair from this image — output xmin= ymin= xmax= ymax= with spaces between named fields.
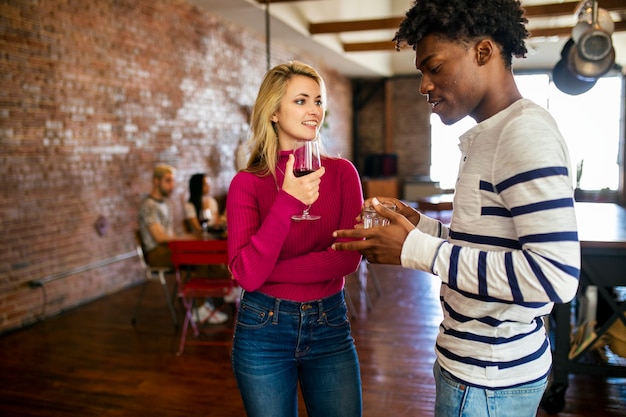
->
xmin=333 ymin=1 xmax=580 ymax=415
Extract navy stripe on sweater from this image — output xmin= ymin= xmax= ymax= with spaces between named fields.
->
xmin=496 ymin=166 xmax=569 ymax=192
xmin=436 ymin=338 xmax=550 ymax=369
xmin=442 ymin=297 xmax=547 ymax=326
xmin=442 ymin=318 xmax=544 ymax=344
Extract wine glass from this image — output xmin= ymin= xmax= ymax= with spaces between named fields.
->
xmin=291 ymin=139 xmax=321 ymax=221
xmin=199 ymin=208 xmax=212 ymax=239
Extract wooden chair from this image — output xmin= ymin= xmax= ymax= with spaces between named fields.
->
xmin=132 ymin=231 xmax=179 ymax=327
xmin=168 ymin=239 xmax=236 ymax=355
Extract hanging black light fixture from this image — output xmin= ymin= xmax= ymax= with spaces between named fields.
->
xmin=553 ymin=38 xmax=597 ymax=95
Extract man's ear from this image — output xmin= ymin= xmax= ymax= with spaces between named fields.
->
xmin=476 ymin=39 xmax=493 ymax=65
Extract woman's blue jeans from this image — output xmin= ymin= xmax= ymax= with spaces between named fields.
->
xmin=433 ymin=360 xmax=548 ymax=417
xmin=232 ymin=290 xmax=362 ymax=417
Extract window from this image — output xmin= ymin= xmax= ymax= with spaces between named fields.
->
xmin=430 ymin=73 xmax=624 ymax=193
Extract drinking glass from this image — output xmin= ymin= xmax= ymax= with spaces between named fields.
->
xmin=363 ymin=202 xmax=396 ymax=228
xmin=291 ymin=139 xmax=321 ymax=221
xmin=199 ymin=208 xmax=212 ymax=239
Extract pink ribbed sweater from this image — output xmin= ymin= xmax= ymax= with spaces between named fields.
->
xmin=226 ymin=151 xmax=363 ymax=302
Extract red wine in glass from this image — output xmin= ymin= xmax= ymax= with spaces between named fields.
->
xmin=294 ymin=168 xmax=315 ymax=178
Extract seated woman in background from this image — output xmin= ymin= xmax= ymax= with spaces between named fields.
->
xmin=184 ymin=173 xmax=222 ymax=233
xmin=184 ymin=173 xmax=240 ymax=320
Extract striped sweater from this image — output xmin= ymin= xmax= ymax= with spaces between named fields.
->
xmin=226 ymin=151 xmax=363 ymax=302
xmin=402 ymin=99 xmax=580 ymax=389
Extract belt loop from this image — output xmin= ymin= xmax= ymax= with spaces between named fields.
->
xmin=272 ymin=297 xmax=280 ymax=324
xmin=317 ymin=299 xmax=324 ymax=321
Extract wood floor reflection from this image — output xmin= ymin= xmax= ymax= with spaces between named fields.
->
xmin=0 ymin=263 xmax=624 ymax=416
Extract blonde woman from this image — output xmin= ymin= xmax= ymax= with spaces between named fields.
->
xmin=227 ymin=61 xmax=363 ymax=417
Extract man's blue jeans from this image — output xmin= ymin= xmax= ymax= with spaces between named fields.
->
xmin=433 ymin=360 xmax=548 ymax=417
xmin=232 ymin=290 xmax=362 ymax=417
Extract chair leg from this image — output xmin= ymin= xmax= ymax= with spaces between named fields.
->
xmin=157 ymin=271 xmax=179 ymax=328
xmin=361 ymin=281 xmax=374 ymax=311
xmin=131 ymin=281 xmax=149 ymax=325
xmin=366 ymin=261 xmax=383 ymax=297
xmin=357 ymin=262 xmax=374 ymax=311
xmin=177 ymin=308 xmax=192 ymax=356
xmin=177 ymin=297 xmax=198 ymax=356
xmin=170 ymin=281 xmax=178 ymax=308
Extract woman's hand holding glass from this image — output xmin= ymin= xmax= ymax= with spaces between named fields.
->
xmin=290 ymin=139 xmax=323 ymax=221
xmin=282 ymin=149 xmax=325 ymax=221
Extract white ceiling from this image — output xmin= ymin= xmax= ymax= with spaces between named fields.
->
xmin=189 ymin=0 xmax=625 ymax=78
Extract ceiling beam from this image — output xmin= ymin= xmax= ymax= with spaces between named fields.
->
xmin=310 ymin=17 xmax=403 ymax=35
xmin=310 ymin=0 xmax=626 ymax=35
xmin=343 ymin=41 xmax=396 ymax=53
xmin=530 ymin=20 xmax=626 ymax=37
xmin=255 ymin=0 xmax=324 ymax=3
xmin=343 ymin=20 xmax=626 ymax=52
xmin=524 ymin=0 xmax=625 ymax=16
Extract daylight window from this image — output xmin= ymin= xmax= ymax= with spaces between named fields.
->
xmin=430 ymin=74 xmax=623 ymax=193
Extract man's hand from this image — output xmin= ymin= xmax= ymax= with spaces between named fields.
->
xmin=357 ymin=197 xmax=421 ymax=226
xmin=332 ymin=198 xmax=415 ymax=265
xmin=282 ymin=154 xmax=325 ymax=206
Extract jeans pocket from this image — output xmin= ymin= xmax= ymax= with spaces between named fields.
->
xmin=438 ymin=363 xmax=466 ymax=391
xmin=322 ymin=302 xmax=349 ymax=328
xmin=236 ymin=301 xmax=272 ymax=329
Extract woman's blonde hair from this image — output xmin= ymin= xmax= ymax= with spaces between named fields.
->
xmin=244 ymin=61 xmax=327 ymax=180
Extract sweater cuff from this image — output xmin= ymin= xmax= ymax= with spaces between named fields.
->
xmin=275 ymin=189 xmax=307 ymax=212
xmin=416 ymin=214 xmax=442 ymax=237
xmin=401 ymin=228 xmax=444 ymax=274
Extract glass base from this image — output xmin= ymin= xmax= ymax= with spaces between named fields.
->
xmin=292 ymin=213 xmax=321 ymax=221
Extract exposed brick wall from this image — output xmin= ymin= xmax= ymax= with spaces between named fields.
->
xmin=0 ymin=0 xmax=355 ymax=333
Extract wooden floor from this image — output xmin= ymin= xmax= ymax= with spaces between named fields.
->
xmin=1 ymin=263 xmax=625 ymax=416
